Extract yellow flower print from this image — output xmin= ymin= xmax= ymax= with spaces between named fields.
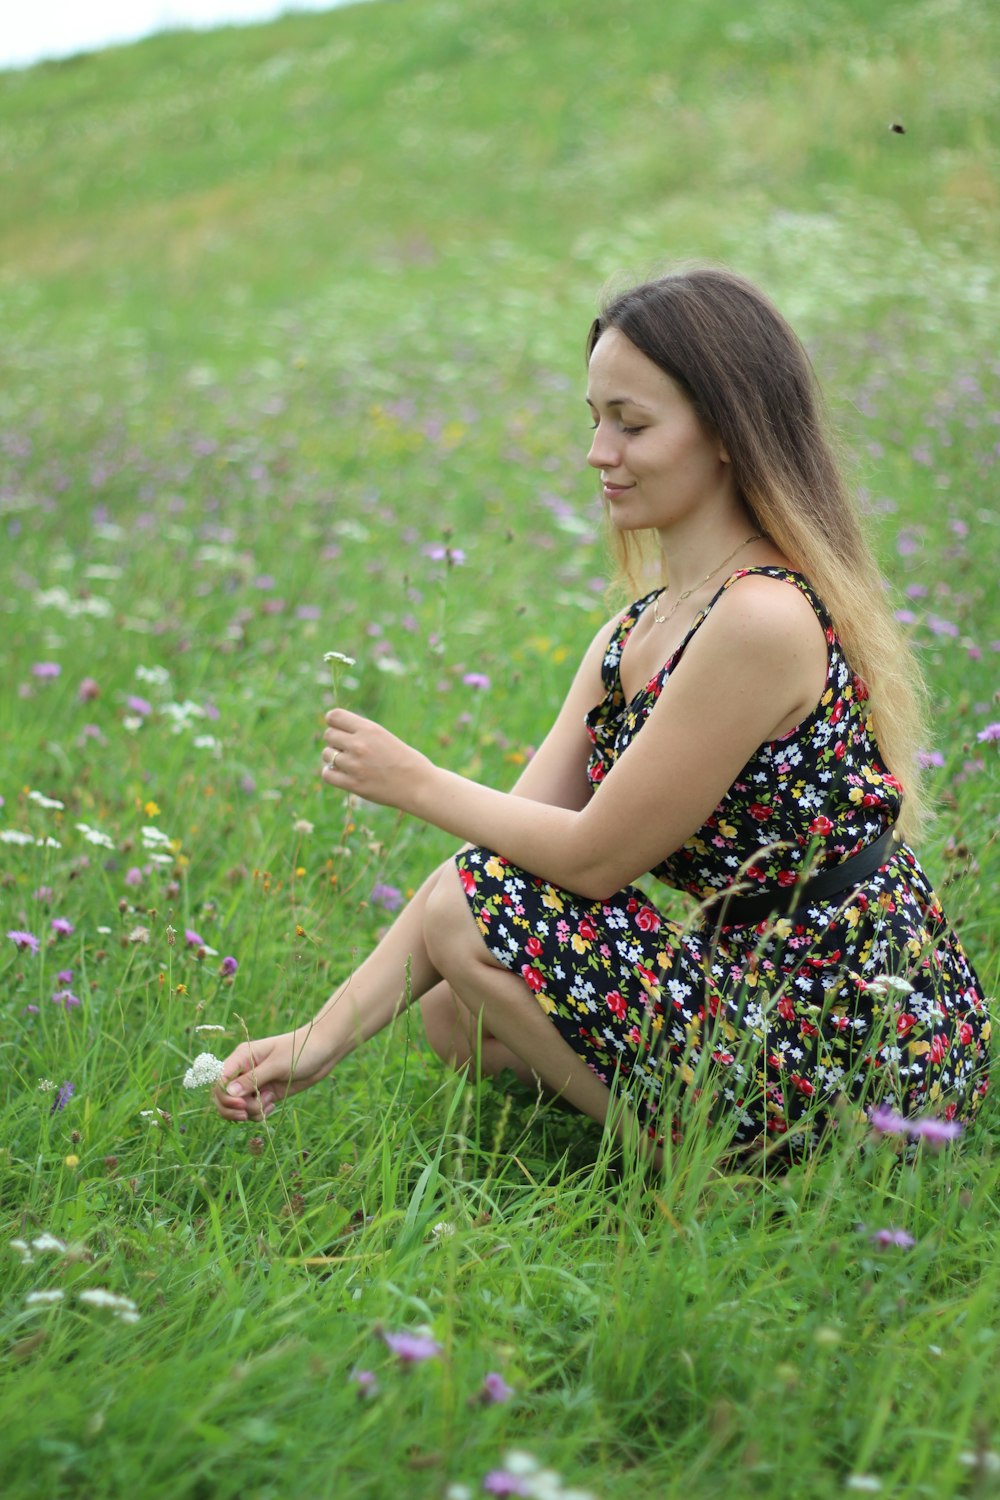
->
xmin=537 ymin=991 xmax=557 ymax=1015
xmin=718 ymin=820 xmax=737 ymax=839
xmin=484 ymin=856 xmax=507 ymax=881
xmin=541 ymin=890 xmax=564 ymax=914
xmin=843 ymin=906 xmax=861 ymax=928
xmin=773 ymin=918 xmax=793 ymax=941
xmin=571 ymin=933 xmax=590 ymax=954
xmin=848 ymin=787 xmax=864 ymax=805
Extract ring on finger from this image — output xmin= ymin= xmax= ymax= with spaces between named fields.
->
xmin=329 ymin=750 xmax=340 ymax=771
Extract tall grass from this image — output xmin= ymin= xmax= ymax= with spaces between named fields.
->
xmin=1 ymin=0 xmax=997 ymax=1495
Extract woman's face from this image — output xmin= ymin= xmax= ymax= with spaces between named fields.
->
xmin=585 ymin=327 xmax=732 ymax=533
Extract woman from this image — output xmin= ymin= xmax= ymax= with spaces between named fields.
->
xmin=215 ymin=268 xmax=989 ymax=1154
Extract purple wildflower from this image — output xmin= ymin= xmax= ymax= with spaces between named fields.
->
xmin=126 ymin=695 xmax=153 ymax=717
xmin=32 ymin=662 xmax=61 ymax=679
xmin=77 ymin=677 xmax=100 ymax=702
xmin=370 ymin=883 xmax=404 ymax=913
xmin=870 ymin=1228 xmax=916 ymax=1249
xmin=185 ymin=928 xmax=205 ymax=949
xmin=51 ymin=917 xmax=74 ymax=937
xmin=478 ymin=1372 xmax=515 ymax=1405
xmin=482 ymin=1473 xmax=530 ymax=1497
xmin=52 ymin=990 xmax=81 ymax=1008
xmin=51 ymin=1081 xmax=75 ymax=1113
xmin=7 ymin=929 xmax=40 ymax=955
xmin=894 ymin=609 xmax=917 ymax=626
xmin=976 ymin=723 xmax=1000 ymax=744
xmin=219 ymin=955 xmax=239 ymax=977
xmin=124 ymin=867 xmax=144 ymax=888
xmin=909 ymin=1116 xmax=963 ymax=1143
xmin=349 ymin=1369 xmax=379 ymax=1398
xmin=33 ymin=886 xmax=54 ymax=905
xmin=916 ymin=750 xmax=945 ymax=769
xmin=462 ymin=673 xmax=491 ymax=691
xmin=57 ymin=969 xmax=73 ymax=984
xmin=379 ymin=1329 xmax=443 ymax=1365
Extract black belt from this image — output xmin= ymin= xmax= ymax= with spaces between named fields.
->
xmin=703 ymin=824 xmax=900 ymax=929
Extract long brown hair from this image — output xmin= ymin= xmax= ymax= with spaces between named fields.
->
xmin=588 ymin=266 xmax=929 ymax=837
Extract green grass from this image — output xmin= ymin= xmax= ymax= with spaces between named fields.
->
xmin=1 ymin=0 xmax=998 ymax=1495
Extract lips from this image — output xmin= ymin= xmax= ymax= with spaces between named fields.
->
xmin=601 ymin=479 xmax=634 ymax=499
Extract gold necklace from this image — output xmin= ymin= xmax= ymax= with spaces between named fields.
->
xmin=652 ymin=534 xmax=765 ymax=625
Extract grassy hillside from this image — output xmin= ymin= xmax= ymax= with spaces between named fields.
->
xmin=0 ymin=2 xmax=998 ymax=1497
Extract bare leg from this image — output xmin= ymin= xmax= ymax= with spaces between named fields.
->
xmin=218 ymin=858 xmax=535 ymax=1122
xmin=423 ymin=864 xmax=661 ymax=1164
xmin=420 ymin=980 xmax=539 ymax=1083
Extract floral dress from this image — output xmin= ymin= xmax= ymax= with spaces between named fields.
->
xmin=455 ymin=567 xmax=989 ymax=1146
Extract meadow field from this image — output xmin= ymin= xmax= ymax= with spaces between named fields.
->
xmin=1 ymin=0 xmax=998 ymax=1495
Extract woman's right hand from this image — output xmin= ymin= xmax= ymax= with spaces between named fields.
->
xmin=213 ymin=1025 xmax=335 ymax=1123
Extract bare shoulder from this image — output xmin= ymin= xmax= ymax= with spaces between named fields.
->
xmin=697 ymin=571 xmax=827 ymax=660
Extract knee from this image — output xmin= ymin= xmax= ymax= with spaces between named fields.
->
xmin=423 ymin=858 xmax=482 ymax=977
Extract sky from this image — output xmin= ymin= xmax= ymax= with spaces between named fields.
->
xmin=0 ymin=0 xmax=373 ymax=72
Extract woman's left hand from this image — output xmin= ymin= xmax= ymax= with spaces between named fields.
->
xmin=321 ymin=707 xmax=432 ymax=811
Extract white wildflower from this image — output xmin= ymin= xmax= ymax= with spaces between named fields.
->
xmin=128 ymin=926 xmax=151 ymax=944
xmin=11 ymin=1239 xmax=34 ymax=1264
xmin=135 ymin=665 xmax=171 ymax=687
xmin=846 ymin=1479 xmax=883 ymax=1494
xmin=866 ymin=975 xmax=915 ymax=997
xmin=28 ymin=791 xmax=65 ymax=810
xmin=147 ymin=853 xmax=174 ymax=865
xmin=37 ymin=1079 xmax=56 ymax=1092
xmin=141 ymin=825 xmax=172 ymax=847
xmin=76 ymin=822 xmax=114 ymax=849
xmin=324 ymin=651 xmax=356 ymax=667
xmin=1 ymin=830 xmax=35 ymax=845
xmin=96 ymin=925 xmax=112 ymax=935
xmin=195 ymin=1024 xmax=227 ymax=1033
xmin=77 ymin=1288 xmax=138 ymax=1320
xmin=293 ymin=818 xmax=314 ymax=835
xmin=38 ymin=836 xmax=62 ymax=848
xmin=31 ymin=1233 xmax=67 ymax=1254
xmin=431 ymin=1222 xmax=455 ymax=1240
xmin=192 ymin=735 xmax=221 ymax=753
xmin=183 ymin=1052 xmax=226 ymax=1089
xmin=25 ymin=1289 xmax=65 ymax=1305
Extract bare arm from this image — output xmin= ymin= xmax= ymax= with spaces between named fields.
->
xmin=322 ymin=576 xmax=828 ymax=900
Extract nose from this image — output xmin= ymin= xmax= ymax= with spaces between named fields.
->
xmin=587 ymin=420 xmax=620 ymax=471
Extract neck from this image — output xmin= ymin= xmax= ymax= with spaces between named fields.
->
xmin=656 ymin=508 xmax=762 ymax=597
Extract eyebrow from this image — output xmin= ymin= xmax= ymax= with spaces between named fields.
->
xmin=585 ymin=396 xmax=654 ymax=414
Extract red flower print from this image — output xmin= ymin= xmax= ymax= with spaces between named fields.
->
xmin=636 ymin=905 xmax=661 ymax=932
xmin=790 ymin=1074 xmax=815 ymax=1097
xmin=897 ymin=1013 xmax=916 ymax=1038
xmin=809 ymin=815 xmax=833 ymax=836
xmin=777 ymin=995 xmax=796 ymax=1022
xmin=711 ymin=1050 xmax=735 ymax=1065
xmin=626 ymin=896 xmax=639 ymax=914
xmin=606 ymin=990 xmax=627 ymax=1019
xmin=861 ymin=793 xmax=881 ymax=808
xmin=745 ymin=865 xmax=766 ymax=883
xmin=929 ymin=1034 xmax=949 ymax=1065
xmin=521 ymin=965 xmax=545 ymax=993
xmin=799 ymin=1021 xmax=819 ymax=1038
xmin=635 ymin=964 xmax=659 ymax=989
xmin=749 ymin=803 xmax=771 ymax=822
xmin=458 ymin=867 xmax=476 ymax=896
xmin=525 ymin=936 xmax=543 ymax=958
xmin=776 ymin=869 xmax=798 ymax=888
xmin=959 ymin=1022 xmax=974 ymax=1046
xmin=766 ymin=1052 xmax=784 ymax=1072
xmin=834 ymin=741 xmax=846 ymax=760
xmin=578 ymin=917 xmax=598 ymax=941
xmin=853 ymin=673 xmax=869 ymax=700
xmin=830 ymin=699 xmax=845 ymax=725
